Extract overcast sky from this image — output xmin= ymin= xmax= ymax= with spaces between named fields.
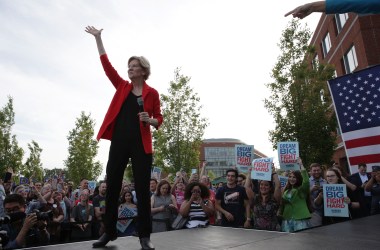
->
xmin=0 ymin=0 xmax=320 ymax=179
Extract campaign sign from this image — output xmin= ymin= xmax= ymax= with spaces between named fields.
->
xmin=88 ymin=181 xmax=97 ymax=191
xmin=235 ymin=145 xmax=254 ymax=173
xmin=277 ymin=142 xmax=300 ymax=171
xmin=279 ymin=176 xmax=289 ymax=189
xmin=152 ymin=167 xmax=162 ymax=180
xmin=117 ymin=206 xmax=138 ymax=233
xmin=19 ymin=177 xmax=29 ymax=185
xmin=251 ymin=158 xmax=273 ymax=181
xmin=323 ymin=184 xmax=349 ymax=217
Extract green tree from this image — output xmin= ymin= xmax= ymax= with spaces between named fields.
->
xmin=64 ymin=112 xmax=102 ymax=184
xmin=20 ymin=140 xmax=44 ymax=180
xmin=0 ymin=96 xmax=24 ymax=175
xmin=153 ymin=69 xmax=208 ymax=174
xmin=264 ymin=19 xmax=337 ymax=168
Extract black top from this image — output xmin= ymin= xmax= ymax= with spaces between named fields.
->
xmin=113 ymin=92 xmax=141 ymax=142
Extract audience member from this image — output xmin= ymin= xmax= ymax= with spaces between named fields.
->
xmin=179 ymin=182 xmax=214 ymax=228
xmin=246 ymin=165 xmax=281 ymax=231
xmin=364 ymin=166 xmax=380 ymax=215
xmin=215 ymin=169 xmax=250 ymax=228
xmin=348 ymin=163 xmax=372 ymax=217
xmin=278 ymin=158 xmax=311 ymax=232
xmin=309 ymin=163 xmax=326 ymax=227
xmin=151 ymin=180 xmax=177 ymax=232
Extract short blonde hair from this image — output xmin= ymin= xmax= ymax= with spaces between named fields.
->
xmin=128 ymin=56 xmax=151 ymax=80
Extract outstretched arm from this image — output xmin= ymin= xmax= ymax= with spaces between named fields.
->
xmin=285 ymin=1 xmax=326 ymax=19
xmin=85 ymin=26 xmax=106 ymax=56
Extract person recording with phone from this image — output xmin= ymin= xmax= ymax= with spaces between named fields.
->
xmin=1 ymin=194 xmax=50 ymax=249
xmin=86 ymin=26 xmax=163 ymax=250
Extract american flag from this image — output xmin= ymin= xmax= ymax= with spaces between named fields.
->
xmin=328 ymin=65 xmax=380 ymax=173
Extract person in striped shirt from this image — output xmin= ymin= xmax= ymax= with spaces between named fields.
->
xmin=179 ymin=182 xmax=214 ymax=228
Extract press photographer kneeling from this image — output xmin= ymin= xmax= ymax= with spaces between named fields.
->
xmin=0 ymin=194 xmax=50 ymax=249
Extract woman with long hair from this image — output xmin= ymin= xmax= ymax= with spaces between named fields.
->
xmin=278 ymin=158 xmax=311 ymax=232
xmin=246 ymin=165 xmax=281 ymax=231
xmin=314 ymin=168 xmax=360 ymax=225
xmin=151 ymin=180 xmax=177 ymax=232
xmin=117 ymin=191 xmax=137 ymax=236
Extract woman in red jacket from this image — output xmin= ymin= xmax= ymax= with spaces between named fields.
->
xmin=86 ymin=26 xmax=163 ymax=250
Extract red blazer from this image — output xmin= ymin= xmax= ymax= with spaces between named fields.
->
xmin=97 ymin=54 xmax=163 ymax=154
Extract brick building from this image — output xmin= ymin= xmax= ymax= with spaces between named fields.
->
xmin=309 ymin=13 xmax=380 ymax=173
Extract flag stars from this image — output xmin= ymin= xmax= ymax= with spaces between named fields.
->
xmin=369 ymin=101 xmax=373 ymax=105
xmin=347 ymin=106 xmax=352 ymax=110
xmin=364 ymin=81 xmax=368 ymax=84
xmin=345 ymin=96 xmax=349 ymax=100
xmin=360 ymin=87 xmax=364 ymax=91
xmin=354 ymin=110 xmax=358 ymax=113
xmin=349 ymin=90 xmax=353 ymax=93
xmin=356 ymin=94 xmax=360 ymax=97
xmin=344 ymin=112 xmax=348 ymax=116
xmin=356 ymin=120 xmax=360 ymax=124
xmin=361 ymin=97 xmax=366 ymax=101
xmin=357 ymin=77 xmax=361 ymax=81
xmin=364 ymin=107 xmax=369 ymax=111
xmin=367 ymin=118 xmax=372 ymax=122
xmin=377 ymin=105 xmax=380 ymax=109
xmin=371 ymin=112 xmax=376 ymax=116
xmin=347 ymin=80 xmax=351 ymax=84
xmin=353 ymin=84 xmax=357 ymax=87
xmin=343 ymin=87 xmax=347 ymax=90
xmin=366 ymin=91 xmax=371 ymax=95
xmin=360 ymin=114 xmax=365 ymax=118
xmin=376 ymin=77 xmax=379 ymax=81
xmin=350 ymin=116 xmax=354 ymax=120
xmin=346 ymin=122 xmax=350 ymax=126
xmin=371 ymin=84 xmax=375 ymax=88
xmin=368 ymin=74 xmax=373 ymax=78
xmin=351 ymin=100 xmax=356 ymax=103
xmin=358 ymin=103 xmax=362 ymax=108
xmin=339 ymin=92 xmax=343 ymax=96
xmin=341 ymin=102 xmax=346 ymax=106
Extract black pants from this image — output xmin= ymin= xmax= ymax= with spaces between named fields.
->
xmin=104 ymin=135 xmax=152 ymax=238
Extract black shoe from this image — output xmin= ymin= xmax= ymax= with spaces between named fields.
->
xmin=140 ymin=237 xmax=155 ymax=250
xmin=92 ymin=233 xmax=117 ymax=248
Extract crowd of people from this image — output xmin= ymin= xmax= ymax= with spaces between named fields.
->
xmin=0 ymin=160 xmax=379 ymax=249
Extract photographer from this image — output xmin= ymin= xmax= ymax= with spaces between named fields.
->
xmin=1 ymin=194 xmax=49 ymax=249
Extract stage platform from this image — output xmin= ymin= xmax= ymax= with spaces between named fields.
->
xmin=28 ymin=214 xmax=379 ymax=250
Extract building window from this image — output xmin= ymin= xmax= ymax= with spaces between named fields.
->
xmin=335 ymin=13 xmax=349 ymax=33
xmin=343 ymin=45 xmax=358 ymax=73
xmin=322 ymin=32 xmax=331 ymax=57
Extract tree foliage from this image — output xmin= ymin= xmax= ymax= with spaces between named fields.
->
xmin=264 ymin=19 xmax=337 ymax=167
xmin=0 ymin=96 xmax=24 ymax=175
xmin=153 ymin=69 xmax=208 ymax=174
xmin=64 ymin=112 xmax=102 ymax=184
xmin=20 ymin=140 xmax=44 ymax=180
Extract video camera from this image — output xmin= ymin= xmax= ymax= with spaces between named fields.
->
xmin=0 ymin=212 xmax=26 ymax=225
xmin=32 ymin=210 xmax=53 ymax=221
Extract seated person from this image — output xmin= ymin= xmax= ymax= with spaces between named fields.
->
xmin=1 ymin=194 xmax=50 ymax=249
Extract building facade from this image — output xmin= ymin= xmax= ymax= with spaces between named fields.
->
xmin=309 ymin=13 xmax=380 ymax=173
xmin=199 ymin=138 xmax=267 ymax=178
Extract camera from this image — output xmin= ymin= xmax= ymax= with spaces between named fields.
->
xmin=33 ymin=210 xmax=53 ymax=221
xmin=0 ymin=231 xmax=9 ymax=248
